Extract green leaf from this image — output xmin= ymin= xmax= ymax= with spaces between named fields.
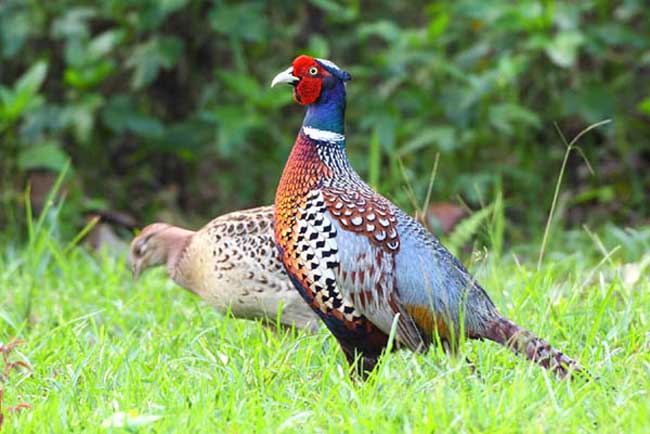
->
xmin=64 ymin=60 xmax=115 ymax=89
xmin=545 ymin=31 xmax=584 ymax=68
xmin=0 ymin=5 xmax=39 ymax=58
xmin=308 ymin=34 xmax=330 ymax=58
xmin=61 ymin=94 xmax=104 ymax=144
xmin=638 ymin=97 xmax=650 ymax=115
xmin=488 ymin=103 xmax=541 ymax=136
xmin=217 ymin=70 xmax=261 ymax=101
xmin=0 ymin=61 xmax=48 ymax=123
xmin=398 ymin=126 xmax=457 ymax=156
xmin=427 ymin=12 xmax=449 ymax=40
xmin=19 ymin=103 xmax=68 ymax=139
xmin=17 ymin=141 xmax=69 ymax=172
xmin=574 ymin=186 xmax=615 ymax=204
xmin=51 ymin=7 xmax=96 ymax=40
xmin=309 ymin=0 xmax=358 ymax=21
xmin=208 ymin=3 xmax=268 ymax=42
xmin=88 ymin=29 xmax=126 ymax=59
xmin=212 ymin=105 xmax=257 ymax=156
xmin=127 ymin=36 xmax=183 ymax=89
xmin=153 ymin=119 xmax=213 ymax=155
xmin=443 ymin=204 xmax=494 ymax=256
xmin=127 ymin=114 xmax=165 ymax=138
xmin=15 ymin=61 xmax=48 ymax=96
xmin=496 ymin=54 xmax=527 ymax=87
xmin=101 ymin=95 xmax=132 ymax=133
xmin=101 ymin=95 xmax=164 ymax=138
xmin=561 ymin=86 xmax=614 ymax=124
xmin=158 ymin=0 xmax=189 ymax=14
xmin=358 ymin=21 xmax=400 ymax=42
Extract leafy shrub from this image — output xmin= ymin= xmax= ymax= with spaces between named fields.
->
xmin=1 ymin=0 xmax=648 ymax=241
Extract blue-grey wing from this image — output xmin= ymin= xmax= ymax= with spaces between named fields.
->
xmin=392 ymin=209 xmax=497 ymax=338
xmin=329 ymin=213 xmax=427 ymax=352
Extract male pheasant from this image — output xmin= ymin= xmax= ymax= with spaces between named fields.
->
xmin=271 ymin=55 xmax=585 ymax=378
xmin=129 ymin=206 xmax=319 ymax=330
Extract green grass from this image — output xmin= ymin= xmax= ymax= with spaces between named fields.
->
xmin=1 ymin=223 xmax=650 ymax=433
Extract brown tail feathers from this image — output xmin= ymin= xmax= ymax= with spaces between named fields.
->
xmin=483 ymin=316 xmax=587 ymax=379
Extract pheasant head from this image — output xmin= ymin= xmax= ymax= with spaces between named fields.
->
xmin=272 ymin=55 xmax=351 ymax=135
xmin=128 ymin=223 xmax=192 ymax=279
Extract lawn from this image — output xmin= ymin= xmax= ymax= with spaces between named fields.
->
xmin=1 ymin=223 xmax=649 ymax=433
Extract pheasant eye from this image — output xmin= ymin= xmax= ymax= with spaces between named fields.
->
xmin=308 ymin=66 xmax=318 ymax=76
xmin=135 ymin=240 xmax=147 ymax=256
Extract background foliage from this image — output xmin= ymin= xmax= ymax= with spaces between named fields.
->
xmin=1 ymin=0 xmax=649 ymax=240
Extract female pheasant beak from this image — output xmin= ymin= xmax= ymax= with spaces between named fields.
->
xmin=128 ymin=241 xmax=147 ymax=280
xmin=131 ymin=259 xmax=143 ymax=280
xmin=271 ymin=66 xmax=299 ymax=87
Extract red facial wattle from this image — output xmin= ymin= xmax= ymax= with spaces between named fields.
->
xmin=291 ymin=55 xmax=328 ymax=105
xmin=294 ymin=77 xmax=321 ymax=105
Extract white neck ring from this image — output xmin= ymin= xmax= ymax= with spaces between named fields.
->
xmin=302 ymin=126 xmax=345 ymax=143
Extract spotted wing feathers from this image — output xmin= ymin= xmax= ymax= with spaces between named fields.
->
xmin=321 ymin=186 xmax=426 ymax=351
xmin=322 ymin=186 xmax=400 ymax=252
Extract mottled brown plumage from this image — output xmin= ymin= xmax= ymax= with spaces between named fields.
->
xmin=129 ymin=206 xmax=318 ymax=330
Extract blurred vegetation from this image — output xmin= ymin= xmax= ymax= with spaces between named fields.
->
xmin=1 ymin=0 xmax=649 ymax=243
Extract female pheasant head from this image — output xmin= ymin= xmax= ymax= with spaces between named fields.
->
xmin=271 ymin=55 xmax=351 ymax=135
xmin=128 ymin=223 xmax=193 ymax=279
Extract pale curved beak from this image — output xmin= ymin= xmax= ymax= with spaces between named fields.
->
xmin=127 ymin=252 xmax=143 ymax=280
xmin=271 ymin=66 xmax=299 ymax=87
xmin=132 ymin=261 xmax=143 ymax=280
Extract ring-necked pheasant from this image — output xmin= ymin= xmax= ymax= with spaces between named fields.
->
xmin=271 ymin=55 xmax=586 ymax=378
xmin=129 ymin=206 xmax=319 ymax=330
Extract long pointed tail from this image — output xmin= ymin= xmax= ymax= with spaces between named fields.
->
xmin=483 ymin=316 xmax=586 ymax=379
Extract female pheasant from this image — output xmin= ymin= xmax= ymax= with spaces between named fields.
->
xmin=129 ymin=206 xmax=318 ymax=330
xmin=271 ymin=55 xmax=585 ymax=378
